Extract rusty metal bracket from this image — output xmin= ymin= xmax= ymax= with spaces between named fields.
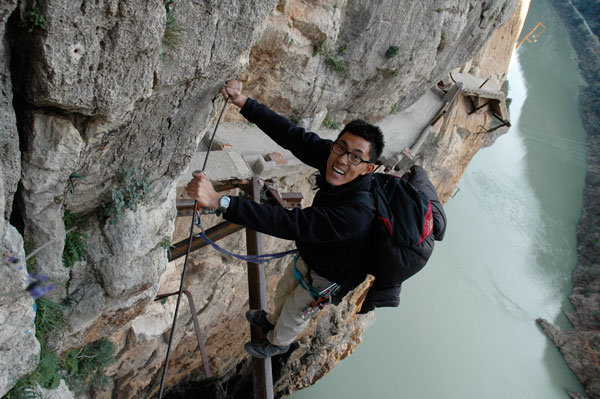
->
xmin=475 ymin=112 xmax=511 ymax=135
xmin=468 ymin=98 xmax=497 ymax=115
xmin=155 ymin=290 xmax=212 ymax=378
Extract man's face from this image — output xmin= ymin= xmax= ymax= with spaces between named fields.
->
xmin=325 ymin=132 xmax=375 ymax=187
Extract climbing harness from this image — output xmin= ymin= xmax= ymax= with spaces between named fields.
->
xmin=301 ymin=282 xmax=340 ymax=320
xmin=158 ymin=95 xmax=230 ymax=399
xmin=292 ymin=254 xmax=340 ymax=320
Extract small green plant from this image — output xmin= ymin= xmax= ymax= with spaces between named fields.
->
xmin=6 ymin=298 xmax=68 ymax=399
xmin=35 ymin=298 xmax=68 ymax=344
xmin=391 ymin=102 xmax=399 ymax=114
xmin=438 ymin=31 xmax=446 ymax=52
xmin=63 ymin=210 xmax=89 ymax=269
xmin=6 ymin=346 xmax=61 ymax=399
xmin=24 ymin=239 xmax=37 ymax=272
xmin=158 ymin=237 xmax=172 ymax=258
xmin=68 ymin=173 xmax=84 ymax=200
xmin=60 ymin=338 xmax=116 ymax=393
xmin=101 ymin=168 xmax=151 ymax=224
xmin=322 ymin=115 xmax=339 ymax=130
xmin=25 ymin=3 xmax=45 ymax=33
xmin=288 ymin=38 xmax=295 ymax=46
xmin=337 ymin=44 xmax=347 ymax=56
xmin=385 ymin=45 xmax=400 ymax=58
xmin=163 ymin=1 xmax=184 ymax=51
xmin=324 ymin=55 xmax=346 ymax=77
xmin=392 ymin=67 xmax=400 ymax=77
xmin=5 ymin=374 xmax=37 ymax=399
xmin=436 ymin=7 xmax=443 ymax=12
xmin=313 ymin=40 xmax=327 ymax=57
xmin=159 ymin=238 xmax=171 ymax=249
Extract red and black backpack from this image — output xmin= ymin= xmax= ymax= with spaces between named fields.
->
xmin=351 ymin=166 xmax=447 ymax=312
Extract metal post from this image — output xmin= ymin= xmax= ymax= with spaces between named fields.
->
xmin=245 ymin=177 xmax=274 ymax=399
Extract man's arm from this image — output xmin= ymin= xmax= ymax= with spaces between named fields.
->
xmin=223 ymin=80 xmax=331 ymax=170
xmin=223 ymin=195 xmax=373 ymax=243
xmin=186 ymin=173 xmax=372 ymax=242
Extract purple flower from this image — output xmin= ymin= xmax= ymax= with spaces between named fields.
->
xmin=25 ymin=274 xmax=54 ymax=299
xmin=28 ymin=283 xmax=54 ymax=299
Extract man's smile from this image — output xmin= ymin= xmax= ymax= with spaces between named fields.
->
xmin=332 ymin=166 xmax=345 ymax=176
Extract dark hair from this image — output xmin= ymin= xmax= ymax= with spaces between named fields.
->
xmin=337 ymin=119 xmax=385 ymax=163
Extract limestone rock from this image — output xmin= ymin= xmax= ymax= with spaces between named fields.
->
xmin=34 ymin=379 xmax=75 ymax=399
xmin=237 ymin=0 xmax=520 ymax=124
xmin=537 ymin=318 xmax=600 ymax=398
xmin=0 ymin=226 xmax=40 ymax=397
xmin=0 ymin=0 xmax=19 ymax=221
xmin=15 ymin=0 xmax=164 ymax=117
xmin=20 ymin=113 xmax=85 ymax=301
xmin=274 ymin=275 xmax=375 ymax=397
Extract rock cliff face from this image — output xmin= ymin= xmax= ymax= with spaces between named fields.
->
xmin=0 ymin=0 xmax=525 ymax=397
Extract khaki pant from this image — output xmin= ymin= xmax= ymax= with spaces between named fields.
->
xmin=267 ymin=257 xmax=333 ymax=347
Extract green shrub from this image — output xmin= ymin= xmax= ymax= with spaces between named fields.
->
xmin=35 ymin=298 xmax=68 ymax=345
xmin=6 ymin=346 xmax=61 ymax=399
xmin=61 ymin=339 xmax=116 ymax=393
xmin=62 ymin=210 xmax=89 ymax=269
xmin=25 ymin=3 xmax=45 ymax=33
xmin=6 ymin=299 xmax=68 ymax=399
xmin=385 ymin=45 xmax=400 ymax=58
xmin=101 ymin=168 xmax=151 ymax=224
xmin=313 ymin=40 xmax=327 ymax=57
xmin=163 ymin=1 xmax=184 ymax=51
xmin=322 ymin=115 xmax=340 ymax=130
xmin=324 ymin=55 xmax=346 ymax=77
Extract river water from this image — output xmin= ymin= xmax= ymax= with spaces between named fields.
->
xmin=292 ymin=1 xmax=588 ymax=398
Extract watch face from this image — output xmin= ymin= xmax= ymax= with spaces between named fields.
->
xmin=219 ymin=196 xmax=230 ymax=208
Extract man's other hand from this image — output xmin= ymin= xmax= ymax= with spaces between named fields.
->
xmin=221 ymin=80 xmax=247 ymax=108
xmin=186 ymin=171 xmax=221 ymax=209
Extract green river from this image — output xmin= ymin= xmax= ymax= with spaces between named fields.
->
xmin=293 ymin=0 xmax=589 ymax=397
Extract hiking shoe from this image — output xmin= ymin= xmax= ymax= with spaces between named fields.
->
xmin=245 ymin=309 xmax=274 ymax=332
xmin=244 ymin=339 xmax=290 ymax=358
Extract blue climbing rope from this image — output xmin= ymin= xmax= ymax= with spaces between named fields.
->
xmin=195 ymin=231 xmax=298 ymax=263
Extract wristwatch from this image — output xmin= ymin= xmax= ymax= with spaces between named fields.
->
xmin=216 ymin=195 xmax=231 ymax=216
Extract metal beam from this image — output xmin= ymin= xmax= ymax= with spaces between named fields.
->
xmin=246 ymin=177 xmax=274 ymax=399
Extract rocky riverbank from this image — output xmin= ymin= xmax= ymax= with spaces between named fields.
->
xmin=536 ymin=1 xmax=600 ymax=398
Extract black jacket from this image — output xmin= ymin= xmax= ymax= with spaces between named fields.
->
xmin=223 ymin=99 xmax=376 ymax=286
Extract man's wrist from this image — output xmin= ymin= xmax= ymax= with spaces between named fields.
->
xmin=216 ymin=195 xmax=231 ymax=216
xmin=232 ymin=94 xmax=247 ymax=108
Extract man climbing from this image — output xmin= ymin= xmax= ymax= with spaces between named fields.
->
xmin=186 ymin=80 xmax=384 ymax=358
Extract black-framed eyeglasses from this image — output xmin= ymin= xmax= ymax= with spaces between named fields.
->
xmin=331 ymin=142 xmax=372 ymax=166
